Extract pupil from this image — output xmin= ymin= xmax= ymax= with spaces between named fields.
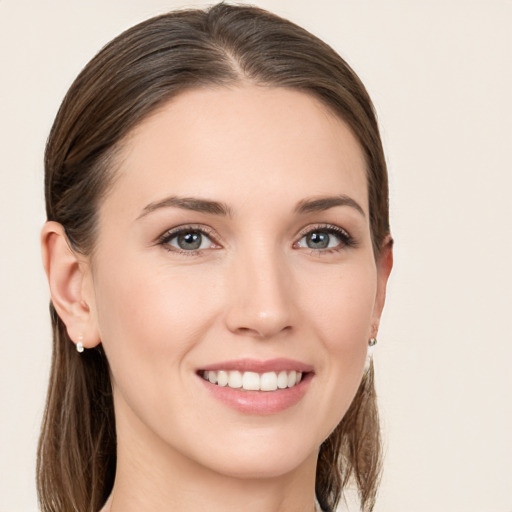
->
xmin=308 ymin=232 xmax=329 ymax=249
xmin=178 ymin=232 xmax=202 ymax=250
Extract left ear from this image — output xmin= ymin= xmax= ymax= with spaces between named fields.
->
xmin=370 ymin=234 xmax=394 ymax=338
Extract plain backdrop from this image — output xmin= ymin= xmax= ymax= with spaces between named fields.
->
xmin=1 ymin=1 xmax=511 ymax=511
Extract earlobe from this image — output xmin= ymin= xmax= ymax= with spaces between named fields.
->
xmin=41 ymin=221 xmax=100 ymax=349
xmin=371 ymin=234 xmax=394 ymax=337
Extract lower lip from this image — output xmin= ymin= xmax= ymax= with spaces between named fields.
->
xmin=198 ymin=373 xmax=313 ymax=415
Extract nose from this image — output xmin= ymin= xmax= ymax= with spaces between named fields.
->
xmin=223 ymin=247 xmax=295 ymax=339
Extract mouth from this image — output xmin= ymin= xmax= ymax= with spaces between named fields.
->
xmin=200 ymin=369 xmax=304 ymax=391
xmin=196 ymin=359 xmax=314 ymax=414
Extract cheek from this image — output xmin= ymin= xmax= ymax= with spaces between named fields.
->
xmin=297 ymin=260 xmax=377 ymax=429
xmin=94 ymin=254 xmax=218 ymax=342
xmin=90 ymin=254 xmax=223 ymax=396
xmin=299 ymin=259 xmax=377 ymax=348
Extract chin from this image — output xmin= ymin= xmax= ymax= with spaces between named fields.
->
xmin=181 ymin=425 xmax=321 ymax=481
xmin=204 ymin=446 xmax=314 ymax=480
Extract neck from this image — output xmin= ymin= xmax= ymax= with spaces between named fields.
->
xmin=104 ymin=401 xmax=319 ymax=512
xmin=107 ymin=450 xmax=318 ymax=512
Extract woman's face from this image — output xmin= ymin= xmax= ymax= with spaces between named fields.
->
xmin=84 ymin=86 xmax=390 ymax=479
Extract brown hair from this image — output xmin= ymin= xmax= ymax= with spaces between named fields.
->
xmin=38 ymin=3 xmax=390 ymax=512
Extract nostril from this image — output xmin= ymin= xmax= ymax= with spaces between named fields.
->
xmin=234 ymin=324 xmax=292 ymax=338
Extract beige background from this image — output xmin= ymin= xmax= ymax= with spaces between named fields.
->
xmin=1 ymin=1 xmax=511 ymax=511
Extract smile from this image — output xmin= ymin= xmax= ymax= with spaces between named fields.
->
xmin=201 ymin=370 xmax=303 ymax=391
xmin=197 ymin=359 xmax=314 ymax=414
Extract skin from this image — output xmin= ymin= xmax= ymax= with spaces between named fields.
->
xmin=42 ymin=86 xmax=392 ymax=512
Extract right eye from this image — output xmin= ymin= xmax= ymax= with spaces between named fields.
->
xmin=158 ymin=227 xmax=218 ymax=253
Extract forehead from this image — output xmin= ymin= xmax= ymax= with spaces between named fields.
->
xmin=105 ymin=86 xmax=368 ymax=219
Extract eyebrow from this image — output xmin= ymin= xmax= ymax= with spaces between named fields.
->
xmin=137 ymin=193 xmax=365 ymax=220
xmin=295 ymin=195 xmax=366 ymax=217
xmin=137 ymin=196 xmax=232 ymax=219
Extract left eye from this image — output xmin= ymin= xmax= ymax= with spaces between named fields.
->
xmin=296 ymin=229 xmax=346 ymax=250
xmin=165 ymin=230 xmax=214 ymax=251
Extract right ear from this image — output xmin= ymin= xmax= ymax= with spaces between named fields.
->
xmin=41 ymin=221 xmax=100 ymax=350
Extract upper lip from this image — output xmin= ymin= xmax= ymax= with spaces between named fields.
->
xmin=198 ymin=358 xmax=314 ymax=373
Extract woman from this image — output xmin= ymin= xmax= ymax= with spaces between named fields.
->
xmin=39 ymin=3 xmax=393 ymax=512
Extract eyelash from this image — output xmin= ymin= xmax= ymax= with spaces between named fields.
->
xmin=156 ymin=223 xmax=356 ymax=255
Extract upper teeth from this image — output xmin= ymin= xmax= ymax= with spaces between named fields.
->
xmin=202 ymin=370 xmax=303 ymax=391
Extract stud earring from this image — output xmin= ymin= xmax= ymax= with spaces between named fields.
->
xmin=76 ymin=335 xmax=84 ymax=353
xmin=364 ymin=337 xmax=377 ymax=373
